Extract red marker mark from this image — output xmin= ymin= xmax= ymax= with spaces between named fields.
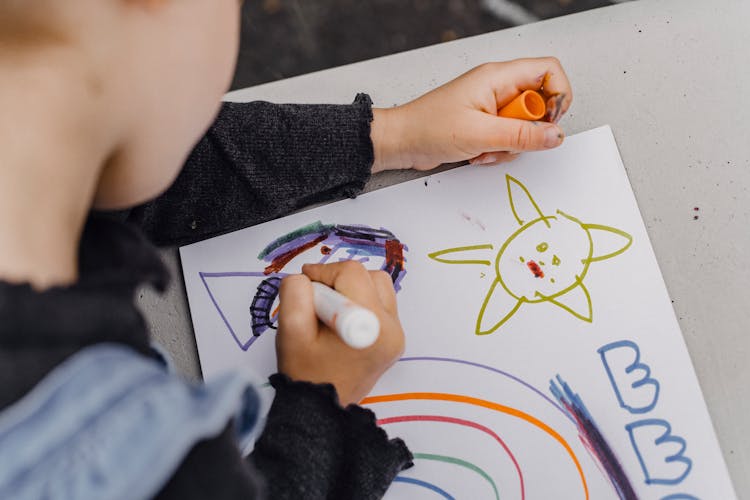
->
xmin=264 ymin=234 xmax=327 ymax=274
xmin=321 ymin=245 xmax=332 ymax=255
xmin=527 ymin=260 xmax=544 ymax=278
xmin=385 ymin=239 xmax=405 ymax=273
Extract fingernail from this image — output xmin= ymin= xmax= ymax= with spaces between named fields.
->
xmin=471 ymin=155 xmax=497 ymax=165
xmin=544 ymin=105 xmax=556 ymax=123
xmin=548 ymin=93 xmax=566 ymax=123
xmin=544 ymin=126 xmax=564 ymax=148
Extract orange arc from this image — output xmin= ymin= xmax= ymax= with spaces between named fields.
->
xmin=361 ymin=392 xmax=589 ymax=500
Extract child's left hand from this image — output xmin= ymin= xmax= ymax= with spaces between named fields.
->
xmin=370 ymin=57 xmax=573 ymax=172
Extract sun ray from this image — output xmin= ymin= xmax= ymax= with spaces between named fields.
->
xmin=476 ymin=279 xmax=525 ymax=335
xmin=582 ymin=224 xmax=633 ymax=264
xmin=428 ymin=244 xmax=495 ymax=266
xmin=506 ymin=174 xmax=550 ymax=228
xmin=536 ymin=278 xmax=593 ymax=322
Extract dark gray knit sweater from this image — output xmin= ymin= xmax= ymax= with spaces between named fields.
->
xmin=0 ymin=94 xmax=413 ymax=499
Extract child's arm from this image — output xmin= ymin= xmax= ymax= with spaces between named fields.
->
xmin=126 ymin=57 xmax=571 ymax=247
xmin=250 ymin=262 xmax=412 ymax=498
xmin=126 ymin=94 xmax=377 ymax=246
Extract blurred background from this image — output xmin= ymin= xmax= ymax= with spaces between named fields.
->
xmin=231 ymin=0 xmax=634 ymax=90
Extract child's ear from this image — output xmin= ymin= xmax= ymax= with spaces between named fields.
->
xmin=582 ymin=223 xmax=633 ymax=264
xmin=506 ymin=175 xmax=547 ymax=227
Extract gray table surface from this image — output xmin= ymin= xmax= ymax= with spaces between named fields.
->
xmin=140 ymin=0 xmax=749 ymax=495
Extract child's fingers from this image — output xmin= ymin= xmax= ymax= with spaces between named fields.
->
xmin=476 ymin=114 xmax=564 ymax=152
xmin=484 ymin=57 xmax=573 ymax=119
xmin=277 ymin=274 xmax=317 ymax=343
xmin=302 ymin=261 xmax=382 ymax=310
xmin=469 ymin=151 xmax=520 ymax=166
xmin=544 ymin=93 xmax=570 ymax=124
xmin=368 ymin=270 xmax=398 ymax=315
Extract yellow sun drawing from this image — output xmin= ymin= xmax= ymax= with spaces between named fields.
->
xmin=429 ymin=175 xmax=633 ymax=335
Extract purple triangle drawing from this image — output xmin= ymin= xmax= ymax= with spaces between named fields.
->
xmin=200 ymin=272 xmax=287 ymax=351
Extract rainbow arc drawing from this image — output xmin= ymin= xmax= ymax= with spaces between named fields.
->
xmin=362 ymin=357 xmax=633 ymax=499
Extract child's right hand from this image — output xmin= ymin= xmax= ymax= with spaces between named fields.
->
xmin=275 ymin=261 xmax=405 ymax=406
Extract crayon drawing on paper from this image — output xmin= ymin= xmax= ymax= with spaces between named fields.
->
xmin=429 ymin=175 xmax=632 ymax=335
xmin=179 ymin=127 xmax=736 ymax=499
xmin=199 ymin=222 xmax=406 ymax=351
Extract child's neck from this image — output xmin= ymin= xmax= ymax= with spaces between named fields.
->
xmin=0 ymin=49 xmax=116 ymax=289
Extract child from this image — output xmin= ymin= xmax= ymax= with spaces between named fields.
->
xmin=0 ymin=0 xmax=572 ymax=498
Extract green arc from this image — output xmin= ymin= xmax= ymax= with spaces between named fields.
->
xmin=413 ymin=452 xmax=501 ymax=500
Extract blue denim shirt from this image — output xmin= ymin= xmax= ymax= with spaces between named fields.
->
xmin=0 ymin=344 xmax=265 ymax=500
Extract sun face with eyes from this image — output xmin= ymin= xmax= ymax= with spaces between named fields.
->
xmin=497 ymin=213 xmax=590 ymax=302
xmin=429 ymin=175 xmax=633 ymax=335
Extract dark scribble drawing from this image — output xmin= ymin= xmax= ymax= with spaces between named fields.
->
xmin=201 ymin=221 xmax=407 ymax=351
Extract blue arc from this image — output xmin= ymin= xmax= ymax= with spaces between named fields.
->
xmin=393 ymin=476 xmax=454 ymax=499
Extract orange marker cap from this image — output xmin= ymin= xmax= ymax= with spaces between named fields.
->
xmin=498 ymin=90 xmax=546 ymax=121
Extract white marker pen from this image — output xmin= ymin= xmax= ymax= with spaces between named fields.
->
xmin=311 ymin=282 xmax=380 ymax=349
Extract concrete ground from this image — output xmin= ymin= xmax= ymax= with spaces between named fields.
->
xmin=231 ymin=0 xmax=633 ymax=90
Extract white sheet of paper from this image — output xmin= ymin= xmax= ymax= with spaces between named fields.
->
xmin=180 ymin=126 xmax=735 ymax=499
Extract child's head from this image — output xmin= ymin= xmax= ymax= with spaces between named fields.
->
xmin=1 ymin=0 xmax=242 ymax=209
